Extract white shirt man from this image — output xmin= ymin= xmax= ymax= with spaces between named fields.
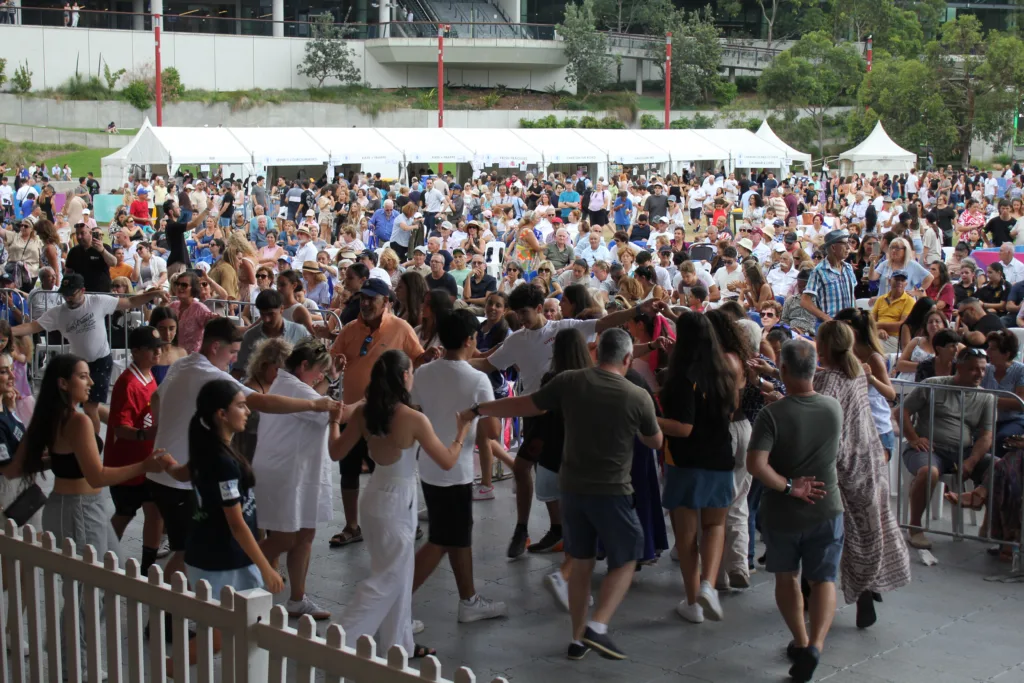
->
xmin=424 ymin=182 xmax=446 ymax=214
xmin=713 ymin=251 xmax=745 ymax=299
xmin=985 ymin=174 xmax=1000 ymax=200
xmin=577 ymin=234 xmax=611 ymax=266
xmin=766 ymin=252 xmax=799 ymax=298
xmin=687 ymin=187 xmax=706 ymax=212
xmin=906 ymin=172 xmax=919 ymax=196
xmin=999 ymin=245 xmax=1024 ymax=284
xmin=293 ymin=230 xmax=319 ymax=265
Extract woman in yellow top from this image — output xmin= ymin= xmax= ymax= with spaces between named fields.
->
xmin=513 ymin=211 xmax=544 ymax=281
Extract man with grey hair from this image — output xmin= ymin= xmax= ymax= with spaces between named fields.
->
xmin=747 ymin=339 xmax=843 ymax=683
xmin=464 ymin=325 xmax=662 ymax=662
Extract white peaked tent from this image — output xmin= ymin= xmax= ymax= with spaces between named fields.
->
xmin=839 ymin=121 xmax=917 ymax=176
xmin=755 ymin=120 xmax=812 ymax=170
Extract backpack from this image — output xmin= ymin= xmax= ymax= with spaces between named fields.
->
xmin=575 ymin=179 xmax=586 ymax=195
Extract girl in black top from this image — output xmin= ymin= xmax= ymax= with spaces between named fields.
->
xmin=473 ymin=292 xmax=515 ymax=496
xmin=978 ymin=262 xmax=1010 ymax=314
xmin=658 ymin=312 xmax=740 ymax=623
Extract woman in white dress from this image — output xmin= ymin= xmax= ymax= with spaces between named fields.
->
xmin=331 ymin=350 xmax=471 ymax=658
xmin=254 ymin=338 xmax=338 ymax=620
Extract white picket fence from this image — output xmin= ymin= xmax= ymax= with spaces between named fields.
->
xmin=0 ymin=520 xmax=509 ymax=683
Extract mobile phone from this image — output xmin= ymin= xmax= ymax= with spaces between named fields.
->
xmin=872 ymin=242 xmax=881 ymax=257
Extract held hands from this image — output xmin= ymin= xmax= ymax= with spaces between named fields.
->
xmin=143 ymin=448 xmax=177 ymax=473
xmin=312 ymin=397 xmax=341 ymax=413
xmin=650 ymin=336 xmax=673 ymax=352
xmin=747 ymin=357 xmax=775 ymax=377
xmin=789 ymin=476 xmax=827 ymax=504
xmin=455 ymin=410 xmax=473 ymax=436
xmin=423 ymin=347 xmax=442 ymax=362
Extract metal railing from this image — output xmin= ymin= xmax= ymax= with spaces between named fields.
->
xmin=0 ymin=521 xmax=506 ymax=683
xmin=891 ymin=378 xmax=1024 ymax=578
xmin=203 ymin=297 xmax=343 ymax=338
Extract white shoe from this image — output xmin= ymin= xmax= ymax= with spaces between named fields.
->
xmin=457 ymin=595 xmax=508 ymax=623
xmin=156 ymin=537 xmax=171 ymax=559
xmin=670 ymin=544 xmax=679 ymax=562
xmin=545 ymin=571 xmax=570 ymax=612
xmin=472 ymin=484 xmax=495 ymax=501
xmin=411 ymin=619 xmax=425 ymax=635
xmin=697 ymin=581 xmax=723 ymax=621
xmin=676 ymin=600 xmax=704 ymax=624
xmin=285 ymin=596 xmax=331 ymax=620
xmin=418 ymin=507 xmax=429 ymax=522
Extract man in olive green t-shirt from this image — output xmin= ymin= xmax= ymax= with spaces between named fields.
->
xmin=747 ymin=339 xmax=843 ymax=683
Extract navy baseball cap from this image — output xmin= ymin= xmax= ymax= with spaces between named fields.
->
xmin=359 ymin=279 xmax=391 ymax=298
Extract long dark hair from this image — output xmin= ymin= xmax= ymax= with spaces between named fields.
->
xmin=187 ymin=379 xmax=254 ymax=486
xmin=420 ymin=289 xmax=453 ymax=343
xmin=562 ymin=284 xmax=602 ymax=320
xmin=551 ymin=328 xmax=593 ymax=375
xmin=484 ymin=291 xmax=510 ymax=343
xmin=707 ymin=308 xmax=753 ymax=362
xmin=21 ymin=354 xmax=84 ymax=476
xmin=902 ymin=297 xmax=936 ymax=339
xmin=150 ymin=306 xmax=180 ymax=347
xmin=397 ymin=271 xmax=428 ymax=328
xmin=660 ymin=313 xmax=736 ymax=423
xmin=365 ymin=350 xmax=411 ymax=436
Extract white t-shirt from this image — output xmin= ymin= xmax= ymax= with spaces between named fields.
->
xmin=488 ymin=318 xmax=598 ymax=394
xmin=293 ymin=242 xmax=319 ymax=266
xmin=149 ymin=353 xmax=254 ymax=490
xmin=985 ymin=177 xmax=1000 ymax=197
xmin=411 ymin=359 xmax=492 ymax=487
xmin=766 ymin=265 xmax=799 ymax=298
xmin=37 ymin=294 xmax=119 ymax=362
xmin=906 ymin=174 xmax=919 ymax=194
xmin=425 ymin=188 xmax=445 ymax=213
xmin=714 ymin=264 xmax=746 ymax=299
xmin=687 ymin=188 xmax=706 ymax=210
xmin=672 ymin=267 xmax=714 ymax=291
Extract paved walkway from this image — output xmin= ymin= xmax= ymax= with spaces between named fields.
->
xmin=117 ymin=470 xmax=1023 ymax=683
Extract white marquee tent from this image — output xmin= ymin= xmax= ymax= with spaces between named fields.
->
xmin=838 ymin=121 xmax=917 ymax=176
xmin=102 ymin=123 xmax=815 ymax=189
xmin=755 ymin=120 xmax=813 ymax=170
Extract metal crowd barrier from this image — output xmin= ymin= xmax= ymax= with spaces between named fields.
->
xmin=892 ymin=378 xmax=1024 ymax=578
xmin=204 ymin=298 xmax=343 ymax=338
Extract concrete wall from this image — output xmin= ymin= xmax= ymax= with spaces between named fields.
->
xmin=0 ymin=123 xmax=120 ymax=148
xmin=0 ymin=93 xmax=852 ymax=130
xmin=0 ymin=25 xmax=570 ymax=93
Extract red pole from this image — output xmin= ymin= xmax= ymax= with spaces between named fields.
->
xmin=154 ymin=0 xmax=163 ymax=126
xmin=865 ymin=35 xmax=872 ymax=72
xmin=664 ymin=31 xmax=672 ymax=129
xmin=437 ymin=24 xmax=445 ymax=175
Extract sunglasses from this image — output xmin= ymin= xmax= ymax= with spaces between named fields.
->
xmin=761 ymin=311 xmax=777 ymax=318
xmin=256 ymin=274 xmax=269 ymax=279
xmin=538 ymin=268 xmax=551 ymax=273
xmin=175 ymin=282 xmax=190 ymax=289
xmin=359 ymin=335 xmax=374 ymax=357
xmin=962 ymin=347 xmax=987 ymax=359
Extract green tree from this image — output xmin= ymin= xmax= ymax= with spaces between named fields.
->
xmin=851 ymin=56 xmax=957 ymax=160
xmin=926 ymin=16 xmax=1024 ymax=166
xmin=556 ymin=0 xmax=610 ymax=96
xmin=297 ymin=13 xmax=360 ymax=88
xmin=592 ymin=0 xmax=674 ymax=35
xmin=649 ymin=6 xmax=724 ymax=105
xmin=758 ymin=31 xmax=864 ymax=155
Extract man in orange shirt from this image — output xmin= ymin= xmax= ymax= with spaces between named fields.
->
xmin=328 ymin=279 xmax=440 ymax=548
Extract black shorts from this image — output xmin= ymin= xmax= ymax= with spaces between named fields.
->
xmin=147 ymin=480 xmax=196 ymax=551
xmin=421 ymin=482 xmax=473 ymax=548
xmin=338 ymin=422 xmax=375 ymax=490
xmin=689 ymin=208 xmax=702 ymax=221
xmin=110 ymin=483 xmax=150 ymax=518
xmin=86 ymin=354 xmax=113 ymax=405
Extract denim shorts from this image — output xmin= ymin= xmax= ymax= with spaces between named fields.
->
xmin=561 ymin=491 xmax=643 ymax=569
xmin=763 ymin=514 xmax=845 ymax=582
xmin=878 ymin=430 xmax=896 ymax=452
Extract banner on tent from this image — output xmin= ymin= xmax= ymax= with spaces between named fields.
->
xmin=735 ymin=154 xmax=783 ymax=168
xmin=493 ymin=159 xmax=529 ymax=168
xmin=329 ymin=154 xmax=402 ymax=166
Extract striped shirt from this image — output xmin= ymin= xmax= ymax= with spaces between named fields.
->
xmin=805 ymin=258 xmax=856 ymax=319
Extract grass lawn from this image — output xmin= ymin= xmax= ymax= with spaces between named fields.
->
xmin=636 ymin=94 xmax=665 ymax=110
xmin=42 ymin=148 xmax=118 ymax=175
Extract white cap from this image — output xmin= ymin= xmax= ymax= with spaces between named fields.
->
xmin=441 ymin=221 xmax=453 ymax=231
xmin=482 ymin=210 xmax=492 ymax=218
xmin=82 ymin=209 xmax=91 ymax=215
xmin=305 ymin=209 xmax=315 ymax=217
xmin=185 ymin=183 xmax=194 ymax=189
xmin=413 ymin=212 xmax=423 ymax=219
xmin=656 ymin=216 xmax=669 ymax=223
xmin=773 ymin=243 xmax=786 ymax=253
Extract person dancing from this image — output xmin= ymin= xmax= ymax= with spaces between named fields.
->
xmin=330 ymin=350 xmax=471 ymax=658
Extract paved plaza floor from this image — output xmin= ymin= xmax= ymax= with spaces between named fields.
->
xmin=117 ymin=468 xmax=1023 ymax=683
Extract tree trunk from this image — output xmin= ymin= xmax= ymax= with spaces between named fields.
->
xmin=960 ymin=88 xmax=975 ymax=169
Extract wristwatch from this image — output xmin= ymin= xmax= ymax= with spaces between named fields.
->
xmin=470 ymin=403 xmax=481 ymax=417
xmin=782 ymin=478 xmax=793 ymax=496
xmin=136 ymin=428 xmax=146 ymax=441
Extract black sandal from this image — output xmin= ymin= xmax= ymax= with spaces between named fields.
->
xmin=412 ymin=644 xmax=436 ymax=658
xmin=328 ymin=526 xmax=363 ymax=548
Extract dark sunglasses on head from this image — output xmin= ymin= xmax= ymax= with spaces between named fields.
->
xmin=962 ymin=347 xmax=987 ymax=359
xmin=359 ymin=335 xmax=374 ymax=357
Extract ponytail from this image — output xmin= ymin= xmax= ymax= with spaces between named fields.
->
xmin=364 ymin=350 xmax=412 ymax=436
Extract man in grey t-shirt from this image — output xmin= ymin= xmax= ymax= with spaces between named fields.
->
xmin=464 ymin=328 xmax=662 ymax=662
xmin=748 ymin=339 xmax=843 ymax=683
xmin=900 ymin=348 xmax=994 ymax=550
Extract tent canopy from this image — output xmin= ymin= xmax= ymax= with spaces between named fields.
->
xmin=314 ymin=128 xmax=403 ymax=167
xmin=692 ymin=129 xmax=787 ymax=169
xmin=382 ymin=128 xmax=474 ymax=164
xmin=511 ymin=129 xmax=607 ymax=164
xmin=229 ymin=127 xmax=327 ymax=167
xmin=584 ymin=129 xmax=671 ymax=164
xmin=838 ymin=121 xmax=916 ymax=176
xmin=453 ymin=128 xmax=544 ymax=166
xmin=755 ymin=121 xmax=812 ymax=169
xmin=636 ymin=130 xmax=729 ymax=164
xmin=119 ymin=121 xmax=253 ymax=167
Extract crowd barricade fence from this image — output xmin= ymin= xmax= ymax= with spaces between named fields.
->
xmin=0 ymin=521 xmax=507 ymax=683
xmin=891 ymin=378 xmax=1024 ymax=579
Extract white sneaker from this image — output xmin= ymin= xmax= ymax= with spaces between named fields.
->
xmin=411 ymin=619 xmax=425 ymax=635
xmin=676 ymin=600 xmax=704 ymax=624
xmin=670 ymin=544 xmax=679 ymax=562
xmin=285 ymin=596 xmax=331 ymax=620
xmin=545 ymin=571 xmax=570 ymax=612
xmin=697 ymin=581 xmax=723 ymax=621
xmin=472 ymin=484 xmax=495 ymax=501
xmin=457 ymin=595 xmax=508 ymax=623
xmin=156 ymin=537 xmax=171 ymax=559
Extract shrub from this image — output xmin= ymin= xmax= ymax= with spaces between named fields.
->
xmin=712 ymin=80 xmax=737 ymax=105
xmin=735 ymin=75 xmax=758 ymax=93
xmin=560 ymin=118 xmax=579 ymax=128
xmin=122 ymin=80 xmax=154 ymax=110
xmin=57 ymin=73 xmax=109 ymax=99
xmin=161 ymin=67 xmax=185 ymax=100
xmin=579 ymin=115 xmax=600 ymax=129
xmin=639 ymin=113 xmax=661 ymax=129
xmin=11 ymin=62 xmax=31 ymax=94
xmin=599 ymin=116 xmax=625 ymax=129
xmin=102 ymin=63 xmax=126 ymax=90
xmin=691 ymin=112 xmax=716 ymax=128
xmin=0 ymin=58 xmax=8 ymax=91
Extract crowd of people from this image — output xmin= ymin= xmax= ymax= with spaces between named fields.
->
xmin=2 ymin=159 xmax=1024 ymax=682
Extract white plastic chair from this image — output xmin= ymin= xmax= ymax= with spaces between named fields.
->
xmin=855 ymin=298 xmax=872 ymax=310
xmin=485 ymin=242 xmax=505 ymax=279
xmin=942 ymin=246 xmax=954 ymax=264
xmin=1012 ymin=328 xmax=1024 ymax=362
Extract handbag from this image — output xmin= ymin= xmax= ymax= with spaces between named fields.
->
xmin=3 ymin=482 xmax=46 ymax=526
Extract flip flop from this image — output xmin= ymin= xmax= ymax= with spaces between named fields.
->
xmin=328 ymin=526 xmax=363 ymax=548
xmin=412 ymin=644 xmax=436 ymax=659
xmin=943 ymin=490 xmax=986 ymax=511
